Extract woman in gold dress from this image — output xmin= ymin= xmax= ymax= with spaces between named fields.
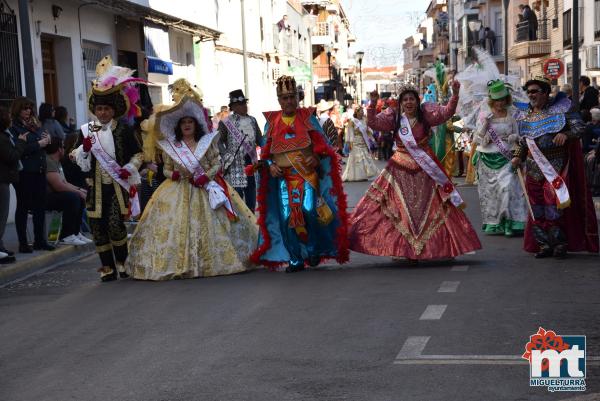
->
xmin=125 ymin=96 xmax=258 ymax=280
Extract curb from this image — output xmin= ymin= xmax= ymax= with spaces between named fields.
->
xmin=0 ymin=243 xmax=95 ymax=286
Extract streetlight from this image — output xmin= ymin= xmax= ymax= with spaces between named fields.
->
xmin=356 ymin=50 xmax=364 ymax=103
xmin=502 ymin=0 xmax=509 ymax=75
xmin=326 ymin=49 xmax=332 ymax=81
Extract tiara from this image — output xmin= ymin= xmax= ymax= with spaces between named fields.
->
xmin=397 ymin=83 xmax=419 ymax=96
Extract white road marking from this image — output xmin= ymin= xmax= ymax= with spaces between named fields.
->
xmin=438 ymin=281 xmax=460 ymax=293
xmin=419 ymin=304 xmax=447 ymax=320
xmin=451 ymin=265 xmax=469 ymax=272
xmin=394 ymin=337 xmax=600 ymax=365
xmin=394 ymin=355 xmax=600 ymax=365
xmin=395 ymin=336 xmax=430 ymax=359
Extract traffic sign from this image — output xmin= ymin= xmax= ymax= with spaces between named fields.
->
xmin=543 ymin=58 xmax=564 ymax=80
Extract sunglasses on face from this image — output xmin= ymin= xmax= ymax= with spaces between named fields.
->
xmin=527 ymin=89 xmax=542 ymax=95
xmin=22 ymin=106 xmax=33 ymax=111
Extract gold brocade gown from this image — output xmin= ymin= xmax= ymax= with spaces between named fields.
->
xmin=125 ymin=145 xmax=258 ymax=280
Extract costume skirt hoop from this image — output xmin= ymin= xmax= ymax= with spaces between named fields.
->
xmin=342 ymin=142 xmax=378 ymax=182
xmin=349 ymin=149 xmax=482 ymax=259
xmin=125 ymin=179 xmax=258 ymax=280
xmin=476 ymin=152 xmax=527 ymax=235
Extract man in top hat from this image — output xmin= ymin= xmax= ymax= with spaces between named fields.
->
xmin=218 ymin=89 xmax=262 ymax=211
xmin=72 ymin=56 xmax=144 ymax=282
xmin=512 ymin=76 xmax=598 ymax=258
xmin=250 ymin=76 xmax=349 ymax=272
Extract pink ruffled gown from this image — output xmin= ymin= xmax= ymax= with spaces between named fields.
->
xmin=349 ymin=96 xmax=482 ymax=260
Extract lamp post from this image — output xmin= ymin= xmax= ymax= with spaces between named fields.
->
xmin=573 ymin=0 xmax=580 ymax=109
xmin=240 ymin=0 xmax=249 ymax=97
xmin=502 ymin=0 xmax=509 ymax=75
xmin=326 ymin=49 xmax=332 ymax=81
xmin=356 ymin=50 xmax=364 ymax=103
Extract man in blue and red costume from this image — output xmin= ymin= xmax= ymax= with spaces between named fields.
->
xmin=512 ymin=76 xmax=598 ymax=258
xmin=249 ymin=76 xmax=349 ymax=272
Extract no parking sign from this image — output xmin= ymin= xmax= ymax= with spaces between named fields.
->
xmin=543 ymin=58 xmax=565 ymax=80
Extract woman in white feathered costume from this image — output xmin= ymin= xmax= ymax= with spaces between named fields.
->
xmin=472 ymin=80 xmax=528 ymax=236
xmin=125 ymin=84 xmax=258 ymax=280
xmin=342 ymin=107 xmax=378 ymax=181
xmin=456 ymin=49 xmax=529 ymax=236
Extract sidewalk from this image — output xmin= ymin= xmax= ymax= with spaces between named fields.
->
xmin=0 ymin=222 xmax=95 ymax=285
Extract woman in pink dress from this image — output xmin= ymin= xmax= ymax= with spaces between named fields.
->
xmin=349 ymin=82 xmax=481 ymax=261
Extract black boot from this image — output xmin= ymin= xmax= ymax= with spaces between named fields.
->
xmin=307 ymin=255 xmax=321 ymax=267
xmin=115 ymin=262 xmax=129 ymax=279
xmin=285 ymin=261 xmax=306 ymax=273
xmin=98 ymin=266 xmax=118 ymax=282
xmin=532 ymin=226 xmax=553 ymax=258
xmin=549 ymin=226 xmax=568 ymax=259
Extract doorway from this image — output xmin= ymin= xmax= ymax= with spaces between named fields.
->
xmin=41 ymin=35 xmax=58 ymax=106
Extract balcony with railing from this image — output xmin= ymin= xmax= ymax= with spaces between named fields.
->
xmin=596 ymin=0 xmax=600 ymax=40
xmin=311 ymin=21 xmax=331 ymax=45
xmin=273 ymin=25 xmax=294 ymax=56
xmin=481 ymin=35 xmax=503 ymax=58
xmin=587 ymin=45 xmax=600 ymax=70
xmin=508 ymin=19 xmax=550 ymax=59
xmin=313 ymin=64 xmax=341 ymax=82
xmin=563 ymin=8 xmax=584 ymax=48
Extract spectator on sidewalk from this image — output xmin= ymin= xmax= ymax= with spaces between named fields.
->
xmin=579 ymin=76 xmax=599 ymax=113
xmin=61 ymin=133 xmax=87 ymax=191
xmin=585 ymin=135 xmax=600 ymax=196
xmin=39 ymin=103 xmax=66 ymax=140
xmin=45 ymin=137 xmax=91 ymax=246
xmin=583 ymin=108 xmax=600 ymax=153
xmin=584 ymin=108 xmax=600 ymax=195
xmin=55 ymin=106 xmax=76 ymax=137
xmin=9 ymin=97 xmax=54 ymax=253
xmin=0 ymin=106 xmax=27 ymax=264
xmin=561 ymin=84 xmax=573 ymax=100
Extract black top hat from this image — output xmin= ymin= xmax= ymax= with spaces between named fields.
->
xmin=229 ymin=89 xmax=248 ymax=105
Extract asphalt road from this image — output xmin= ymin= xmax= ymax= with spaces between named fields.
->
xmin=1 ymin=162 xmax=599 ymax=401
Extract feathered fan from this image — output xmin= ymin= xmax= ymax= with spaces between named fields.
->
xmin=455 ymin=48 xmax=527 ymax=130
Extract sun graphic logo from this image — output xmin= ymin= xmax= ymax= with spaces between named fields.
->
xmin=522 ymin=327 xmax=586 ymax=392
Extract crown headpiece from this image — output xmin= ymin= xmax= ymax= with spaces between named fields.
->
xmin=397 ymin=82 xmax=419 ymax=97
xmin=276 ymin=75 xmax=297 ymax=96
xmin=169 ymin=78 xmax=203 ymax=103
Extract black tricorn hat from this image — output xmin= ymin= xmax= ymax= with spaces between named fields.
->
xmin=523 ymin=76 xmax=552 ymax=94
xmin=229 ymin=89 xmax=248 ymax=105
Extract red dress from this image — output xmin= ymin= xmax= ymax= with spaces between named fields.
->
xmin=349 ymin=97 xmax=482 ymax=259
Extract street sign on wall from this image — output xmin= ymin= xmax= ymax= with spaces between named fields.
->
xmin=146 ymin=56 xmax=173 ymax=75
xmin=543 ymin=58 xmax=565 ymax=80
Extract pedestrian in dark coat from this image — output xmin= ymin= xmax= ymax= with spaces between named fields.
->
xmin=0 ymin=106 xmax=27 ymax=263
xmin=579 ymin=76 xmax=599 ymax=113
xmin=39 ymin=103 xmax=66 ymax=140
xmin=9 ymin=97 xmax=53 ymax=253
xmin=55 ymin=106 xmax=76 ymax=136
